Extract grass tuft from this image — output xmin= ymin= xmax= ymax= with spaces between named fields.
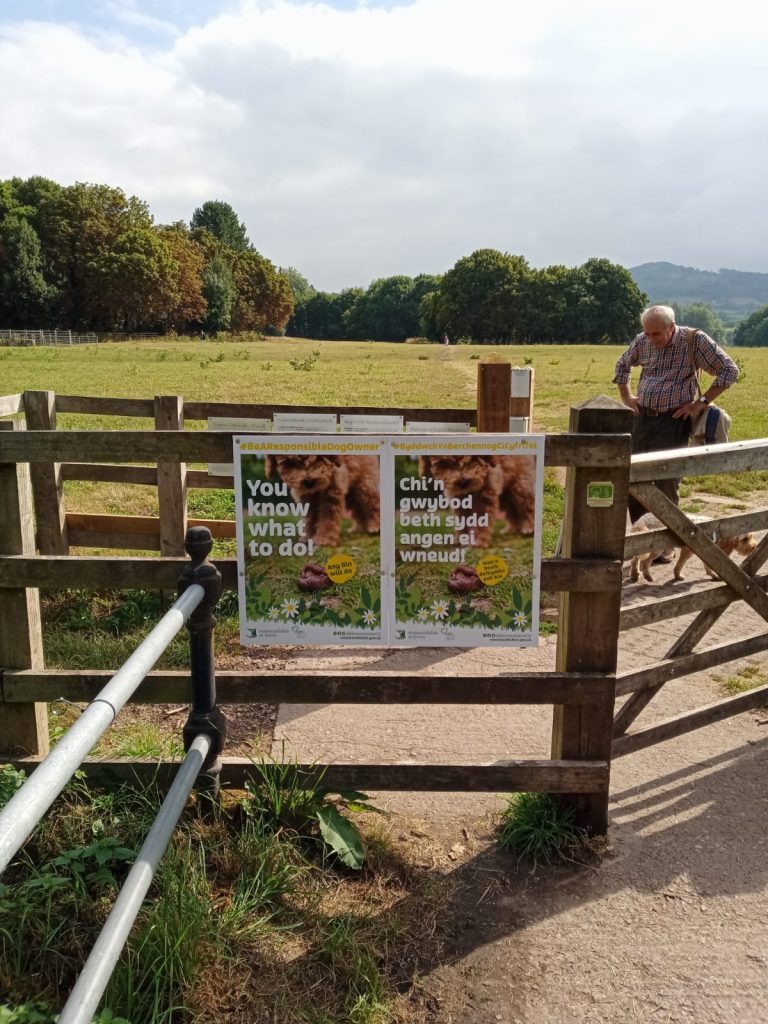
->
xmin=497 ymin=792 xmax=585 ymax=865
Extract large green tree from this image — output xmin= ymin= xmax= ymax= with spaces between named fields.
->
xmin=0 ymin=214 xmax=52 ymax=326
xmin=202 ymin=255 xmax=235 ymax=333
xmin=435 ymin=249 xmax=532 ymax=343
xmin=733 ymin=305 xmax=768 ymax=347
xmin=231 ymin=250 xmax=293 ymax=333
xmin=190 ymin=200 xmax=250 ymax=252
xmin=572 ymin=258 xmax=647 ymax=344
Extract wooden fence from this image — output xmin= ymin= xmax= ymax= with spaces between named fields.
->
xmin=3 ymin=374 xmax=768 ymax=835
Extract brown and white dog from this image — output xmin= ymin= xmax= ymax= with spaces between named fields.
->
xmin=418 ymin=453 xmax=536 ymax=546
xmin=265 ymin=453 xmax=380 ymax=547
xmin=628 ymin=512 xmax=757 ymax=583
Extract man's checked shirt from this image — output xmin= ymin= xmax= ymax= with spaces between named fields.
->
xmin=613 ymin=325 xmax=738 ymax=413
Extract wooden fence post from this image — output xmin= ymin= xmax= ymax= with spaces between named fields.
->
xmin=24 ymin=390 xmax=68 ymax=555
xmin=477 ymin=359 xmax=511 ymax=432
xmin=551 ymin=396 xmax=633 ymax=834
xmin=0 ymin=421 xmax=49 ymax=756
xmin=154 ymin=395 xmax=188 ymax=557
xmin=510 ymin=366 xmax=535 ymax=429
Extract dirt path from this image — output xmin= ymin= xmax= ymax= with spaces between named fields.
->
xmin=261 ymin=502 xmax=768 ymax=1023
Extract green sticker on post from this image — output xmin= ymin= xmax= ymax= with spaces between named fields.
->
xmin=586 ymin=482 xmax=614 ymax=507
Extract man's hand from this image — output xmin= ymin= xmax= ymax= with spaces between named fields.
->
xmin=673 ymin=399 xmax=705 ymax=420
xmin=623 ymin=395 xmax=642 ymax=415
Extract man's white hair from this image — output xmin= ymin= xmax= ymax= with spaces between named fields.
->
xmin=641 ymin=304 xmax=676 ymax=327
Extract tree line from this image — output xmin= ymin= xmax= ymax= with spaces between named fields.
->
xmin=288 ymin=251 xmax=649 ymax=344
xmin=0 ymin=175 xmax=666 ymax=344
xmin=0 ymin=178 xmax=292 ymax=335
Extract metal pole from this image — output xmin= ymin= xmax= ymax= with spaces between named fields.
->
xmin=0 ymin=584 xmax=204 ymax=876
xmin=57 ymin=733 xmax=212 ymax=1024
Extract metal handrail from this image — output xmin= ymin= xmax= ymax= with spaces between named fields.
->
xmin=57 ymin=733 xmax=213 ymax=1024
xmin=0 ymin=583 xmax=204 ymax=875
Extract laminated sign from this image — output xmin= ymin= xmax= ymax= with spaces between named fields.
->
xmin=390 ymin=435 xmax=544 ymax=647
xmin=235 ymin=436 xmax=385 ymax=645
xmin=234 ymin=433 xmax=544 ymax=647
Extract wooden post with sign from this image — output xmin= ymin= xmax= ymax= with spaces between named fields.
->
xmin=510 ymin=366 xmax=535 ymax=431
xmin=551 ymin=396 xmax=632 ymax=834
xmin=0 ymin=420 xmax=49 ymax=756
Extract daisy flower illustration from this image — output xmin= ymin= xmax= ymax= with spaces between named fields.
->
xmin=416 ymin=608 xmax=430 ymax=623
xmin=513 ymin=611 xmax=528 ymax=629
xmin=268 ymin=606 xmax=280 ymax=620
xmin=281 ymin=597 xmax=300 ymax=618
xmin=362 ymin=609 xmax=377 ymax=628
xmin=430 ymin=599 xmax=450 ymax=621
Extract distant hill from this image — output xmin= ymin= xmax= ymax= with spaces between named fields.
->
xmin=629 ymin=262 xmax=768 ymax=323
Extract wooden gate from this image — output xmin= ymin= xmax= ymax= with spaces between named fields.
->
xmin=615 ymin=440 xmax=768 ymax=757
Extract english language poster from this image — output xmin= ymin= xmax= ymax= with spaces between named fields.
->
xmin=234 ymin=435 xmax=385 ymax=645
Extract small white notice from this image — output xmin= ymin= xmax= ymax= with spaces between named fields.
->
xmin=405 ymin=421 xmax=471 ymax=433
xmin=340 ymin=414 xmax=404 ymax=433
xmin=208 ymin=417 xmax=272 ymax=476
xmin=509 ymin=417 xmax=529 ymax=433
xmin=273 ymin=412 xmax=338 ymax=433
xmin=511 ymin=367 xmax=532 ymax=398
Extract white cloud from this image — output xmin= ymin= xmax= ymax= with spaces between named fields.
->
xmin=1 ymin=1 xmax=768 ymax=288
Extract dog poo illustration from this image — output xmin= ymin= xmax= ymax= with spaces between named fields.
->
xmin=419 ymin=454 xmax=535 ymax=546
xmin=266 ymin=453 xmax=380 ymax=548
xmin=447 ymin=565 xmax=484 ymax=595
xmin=297 ymin=563 xmax=332 ymax=592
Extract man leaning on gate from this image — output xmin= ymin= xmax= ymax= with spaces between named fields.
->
xmin=613 ymin=304 xmax=739 ymax=562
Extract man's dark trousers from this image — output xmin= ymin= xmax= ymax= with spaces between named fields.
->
xmin=628 ymin=410 xmax=692 ymax=523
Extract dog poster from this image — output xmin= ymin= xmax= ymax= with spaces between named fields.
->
xmin=389 ymin=435 xmax=545 ymax=647
xmin=234 ymin=436 xmax=385 ymax=645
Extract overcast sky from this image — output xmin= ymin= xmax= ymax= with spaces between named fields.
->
xmin=1 ymin=0 xmax=767 ymax=290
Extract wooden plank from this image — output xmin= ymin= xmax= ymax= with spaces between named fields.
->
xmin=187 ymin=470 xmax=232 ymax=489
xmin=615 ymin=628 xmax=768 ymax=696
xmin=612 ymin=683 xmax=768 ymax=758
xmin=61 ymin=464 xmax=158 ymax=485
xmin=0 ymin=393 xmax=24 ymax=417
xmin=154 ymin=395 xmax=187 ymax=557
xmin=0 ymin=429 xmax=631 ymax=469
xmin=0 ymin=554 xmax=619 ymax=594
xmin=630 ymin=482 xmax=768 ymax=624
xmin=9 ymin=757 xmax=610 ymax=793
xmin=630 ymin=436 xmax=768 ymax=482
xmin=67 ymin=530 xmax=162 ymax=551
xmin=64 ymin=513 xmax=236 ymax=540
xmin=2 ymin=668 xmax=615 ymax=705
xmin=0 ymin=421 xmax=49 ymax=757
xmin=54 ymin=394 xmax=155 ymax=417
xmin=620 ymin=573 xmax=768 ymax=632
xmin=184 ymin=400 xmax=479 ymax=424
xmin=552 ymin=397 xmax=633 ymax=834
xmin=24 ymin=391 xmax=68 ymax=555
xmin=665 ymin=529 xmax=768 ymax=659
xmin=623 ymin=509 xmax=768 ymax=560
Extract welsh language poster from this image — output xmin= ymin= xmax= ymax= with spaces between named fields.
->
xmin=234 ymin=435 xmax=385 ymax=645
xmin=390 ymin=435 xmax=544 ymax=647
xmin=234 ymin=434 xmax=544 ymax=647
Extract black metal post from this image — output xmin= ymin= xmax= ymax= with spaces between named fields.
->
xmin=178 ymin=526 xmax=226 ymax=796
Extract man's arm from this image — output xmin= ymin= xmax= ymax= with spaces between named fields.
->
xmin=672 ymin=332 xmax=738 ymax=420
xmin=613 ymin=339 xmax=641 ymax=414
